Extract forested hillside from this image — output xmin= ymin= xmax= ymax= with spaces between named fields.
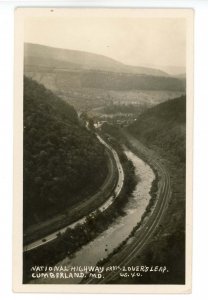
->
xmin=25 ymin=43 xmax=168 ymax=76
xmin=24 ymin=44 xmax=185 ymax=97
xmin=23 ymin=77 xmax=108 ymax=229
xmin=25 ymin=70 xmax=185 ymax=93
xmin=127 ymin=96 xmax=186 ymax=284
xmin=128 ymin=96 xmax=186 ymax=164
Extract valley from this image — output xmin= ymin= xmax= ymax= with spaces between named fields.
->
xmin=23 ymin=43 xmax=186 ymax=285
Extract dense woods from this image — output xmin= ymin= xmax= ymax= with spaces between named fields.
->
xmin=26 ymin=70 xmax=185 ymax=93
xmin=23 ymin=77 xmax=108 ymax=229
xmin=98 ymin=96 xmax=186 ymax=284
xmin=101 ymin=103 xmax=148 ymax=115
xmin=81 ymin=72 xmax=185 ymax=91
xmin=126 ymin=96 xmax=186 ymax=284
xmin=23 ymin=132 xmax=137 ymax=283
xmin=129 ymin=96 xmax=186 ymax=164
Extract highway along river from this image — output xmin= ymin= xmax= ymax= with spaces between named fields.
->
xmin=33 ymin=149 xmax=155 ymax=284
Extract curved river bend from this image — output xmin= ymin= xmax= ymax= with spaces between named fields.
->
xmin=33 ymin=149 xmax=155 ymax=284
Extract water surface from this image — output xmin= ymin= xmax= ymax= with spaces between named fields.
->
xmin=34 ymin=149 xmax=155 ymax=284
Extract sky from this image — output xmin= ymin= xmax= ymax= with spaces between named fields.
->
xmin=24 ymin=13 xmax=186 ymax=71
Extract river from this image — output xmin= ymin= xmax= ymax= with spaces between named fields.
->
xmin=33 ymin=149 xmax=155 ymax=284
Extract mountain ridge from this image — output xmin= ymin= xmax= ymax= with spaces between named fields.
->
xmin=24 ymin=43 xmax=169 ymax=77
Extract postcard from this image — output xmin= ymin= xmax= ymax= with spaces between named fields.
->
xmin=13 ymin=8 xmax=193 ymax=293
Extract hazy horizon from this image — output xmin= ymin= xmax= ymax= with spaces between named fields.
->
xmin=24 ymin=41 xmax=186 ymax=75
xmin=24 ymin=13 xmax=186 ymax=75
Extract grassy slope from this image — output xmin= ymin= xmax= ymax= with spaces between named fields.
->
xmin=127 ymin=96 xmax=186 ymax=284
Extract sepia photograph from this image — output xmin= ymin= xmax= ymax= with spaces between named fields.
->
xmin=13 ymin=8 xmax=193 ymax=293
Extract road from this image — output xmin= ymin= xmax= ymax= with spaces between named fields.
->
xmin=84 ymin=131 xmax=171 ymax=284
xmin=23 ymin=134 xmax=124 ymax=252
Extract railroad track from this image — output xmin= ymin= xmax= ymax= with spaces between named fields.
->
xmin=84 ymin=133 xmax=171 ymax=284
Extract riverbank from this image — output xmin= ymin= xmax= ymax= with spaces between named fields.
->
xmin=94 ymin=128 xmax=184 ymax=285
xmin=24 ymin=141 xmax=118 ymax=246
xmin=81 ymin=148 xmax=159 ymax=282
xmin=80 ymin=126 xmax=168 ymax=284
xmin=30 ymin=147 xmax=155 ymax=284
xmin=23 ymin=138 xmax=137 ymax=283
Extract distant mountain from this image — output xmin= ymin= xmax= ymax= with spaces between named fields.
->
xmin=128 ymin=95 xmax=186 ymax=163
xmin=24 ymin=43 xmax=168 ymax=76
xmin=24 ymin=43 xmax=185 ymax=94
xmin=159 ymin=66 xmax=186 ymax=76
xmin=176 ymin=73 xmax=186 ymax=79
